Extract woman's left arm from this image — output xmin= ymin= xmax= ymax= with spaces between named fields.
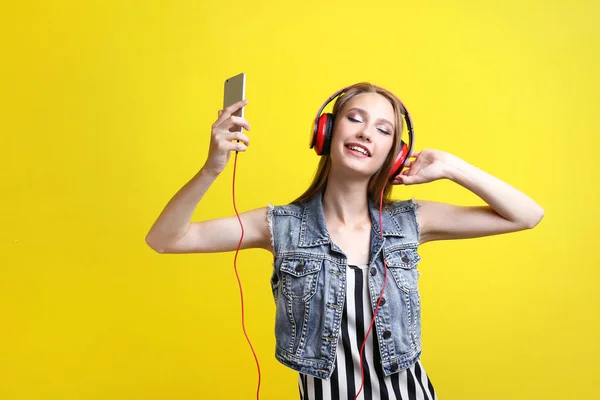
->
xmin=393 ymin=149 xmax=545 ymax=244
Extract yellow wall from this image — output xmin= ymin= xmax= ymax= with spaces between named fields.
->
xmin=2 ymin=0 xmax=598 ymax=398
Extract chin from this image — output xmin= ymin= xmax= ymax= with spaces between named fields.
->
xmin=335 ymin=162 xmax=376 ymax=181
xmin=331 ymin=147 xmax=378 ymax=177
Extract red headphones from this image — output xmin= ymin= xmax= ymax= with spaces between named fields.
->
xmin=309 ymin=84 xmax=414 ymax=180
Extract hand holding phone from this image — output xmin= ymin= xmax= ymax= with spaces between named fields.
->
xmin=203 ymin=73 xmax=250 ymax=176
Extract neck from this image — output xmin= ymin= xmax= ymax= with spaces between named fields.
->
xmin=322 ymin=176 xmax=371 ymax=229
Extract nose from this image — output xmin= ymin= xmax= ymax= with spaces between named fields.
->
xmin=356 ymin=126 xmax=373 ymax=142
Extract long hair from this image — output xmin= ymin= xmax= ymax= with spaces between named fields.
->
xmin=292 ymin=82 xmax=407 ymax=205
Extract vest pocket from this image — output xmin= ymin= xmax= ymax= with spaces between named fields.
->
xmin=279 ymin=257 xmax=323 ymax=302
xmin=385 ymin=248 xmax=421 ymax=292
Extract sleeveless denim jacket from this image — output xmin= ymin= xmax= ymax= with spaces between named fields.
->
xmin=267 ymin=191 xmax=423 ymax=380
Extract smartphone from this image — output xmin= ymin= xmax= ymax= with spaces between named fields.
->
xmin=223 ymin=72 xmax=246 ymax=119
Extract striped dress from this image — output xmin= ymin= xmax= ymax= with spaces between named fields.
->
xmin=298 ymin=264 xmax=438 ymax=400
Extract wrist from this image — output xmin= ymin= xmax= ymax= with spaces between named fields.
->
xmin=198 ymin=164 xmax=221 ymax=180
xmin=441 ymin=152 xmax=467 ymax=181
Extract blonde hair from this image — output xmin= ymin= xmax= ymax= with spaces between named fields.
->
xmin=292 ymin=82 xmax=407 ymax=205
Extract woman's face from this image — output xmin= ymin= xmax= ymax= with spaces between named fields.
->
xmin=330 ymin=92 xmax=396 ymax=179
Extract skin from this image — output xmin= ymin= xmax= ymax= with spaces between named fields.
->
xmin=145 ymin=94 xmax=544 ymax=262
xmin=322 ymin=92 xmax=397 ymax=265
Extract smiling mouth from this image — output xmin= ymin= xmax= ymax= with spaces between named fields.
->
xmin=345 ymin=144 xmax=371 ymax=157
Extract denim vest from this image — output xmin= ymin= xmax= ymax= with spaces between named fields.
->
xmin=267 ymin=191 xmax=423 ymax=380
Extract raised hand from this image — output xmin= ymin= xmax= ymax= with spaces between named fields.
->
xmin=203 ymin=99 xmax=251 ymax=176
xmin=391 ymin=149 xmax=453 ymax=185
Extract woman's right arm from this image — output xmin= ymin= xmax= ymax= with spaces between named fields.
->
xmin=145 ymin=99 xmax=273 ymax=255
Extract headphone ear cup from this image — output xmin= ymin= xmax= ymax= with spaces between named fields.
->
xmin=314 ymin=113 xmax=334 ymax=155
xmin=389 ymin=140 xmax=409 ymax=179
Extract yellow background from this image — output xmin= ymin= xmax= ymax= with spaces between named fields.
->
xmin=1 ymin=0 xmax=599 ymax=399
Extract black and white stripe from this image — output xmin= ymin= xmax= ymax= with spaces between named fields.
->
xmin=299 ymin=265 xmax=438 ymax=400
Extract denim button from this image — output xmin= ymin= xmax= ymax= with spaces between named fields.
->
xmin=391 ymin=362 xmax=398 ymax=371
xmin=295 ymin=263 xmax=304 ymax=272
xmin=379 ymin=298 xmax=386 ymax=306
xmin=383 ymin=330 xmax=392 ymax=339
xmin=370 ymin=267 xmax=377 ymax=276
xmin=401 ymin=255 xmax=409 ymax=263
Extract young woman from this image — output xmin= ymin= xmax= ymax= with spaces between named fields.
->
xmin=145 ymin=83 xmax=544 ymax=400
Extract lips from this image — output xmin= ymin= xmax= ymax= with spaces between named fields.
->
xmin=345 ymin=142 xmax=371 ymax=157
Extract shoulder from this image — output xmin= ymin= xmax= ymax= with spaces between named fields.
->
xmin=268 ymin=202 xmax=304 ymax=218
xmin=384 ymin=198 xmax=419 ymax=215
xmin=267 ymin=202 xmax=308 ymax=256
xmin=383 ymin=198 xmax=421 ymax=242
xmin=267 ymin=202 xmax=305 ymax=237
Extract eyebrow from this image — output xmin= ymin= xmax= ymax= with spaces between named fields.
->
xmin=346 ymin=107 xmax=394 ymax=130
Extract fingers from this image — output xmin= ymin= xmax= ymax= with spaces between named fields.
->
xmin=224 ymin=130 xmax=250 ymax=146
xmin=228 ymin=115 xmax=251 ymax=132
xmin=390 ymin=176 xmax=404 ymax=185
xmin=390 ymin=172 xmax=413 ymax=185
xmin=211 ymin=100 xmax=250 ymax=155
xmin=214 ymin=99 xmax=248 ymax=126
xmin=401 ymin=152 xmax=419 ymax=170
xmin=215 ymin=136 xmax=248 ymax=153
xmin=213 ymin=111 xmax=251 ymax=134
xmin=393 ymin=172 xmax=418 ymax=185
xmin=225 ymin=98 xmax=248 ymax=115
xmin=211 ymin=110 xmax=251 ymax=148
xmin=228 ymin=141 xmax=248 ymax=152
xmin=212 ymin=128 xmax=250 ymax=154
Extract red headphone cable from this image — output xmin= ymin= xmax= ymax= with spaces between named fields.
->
xmin=354 ymin=187 xmax=389 ymax=400
xmin=232 ymin=149 xmax=262 ymax=399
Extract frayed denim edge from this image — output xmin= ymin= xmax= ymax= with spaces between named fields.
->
xmin=267 ymin=203 xmax=275 ymax=250
xmin=409 ymin=198 xmax=422 ymax=244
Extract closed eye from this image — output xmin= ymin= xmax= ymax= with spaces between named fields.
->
xmin=348 ymin=114 xmax=391 ymax=134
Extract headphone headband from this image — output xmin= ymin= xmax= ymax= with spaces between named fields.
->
xmin=313 ymin=84 xmax=411 ymax=127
